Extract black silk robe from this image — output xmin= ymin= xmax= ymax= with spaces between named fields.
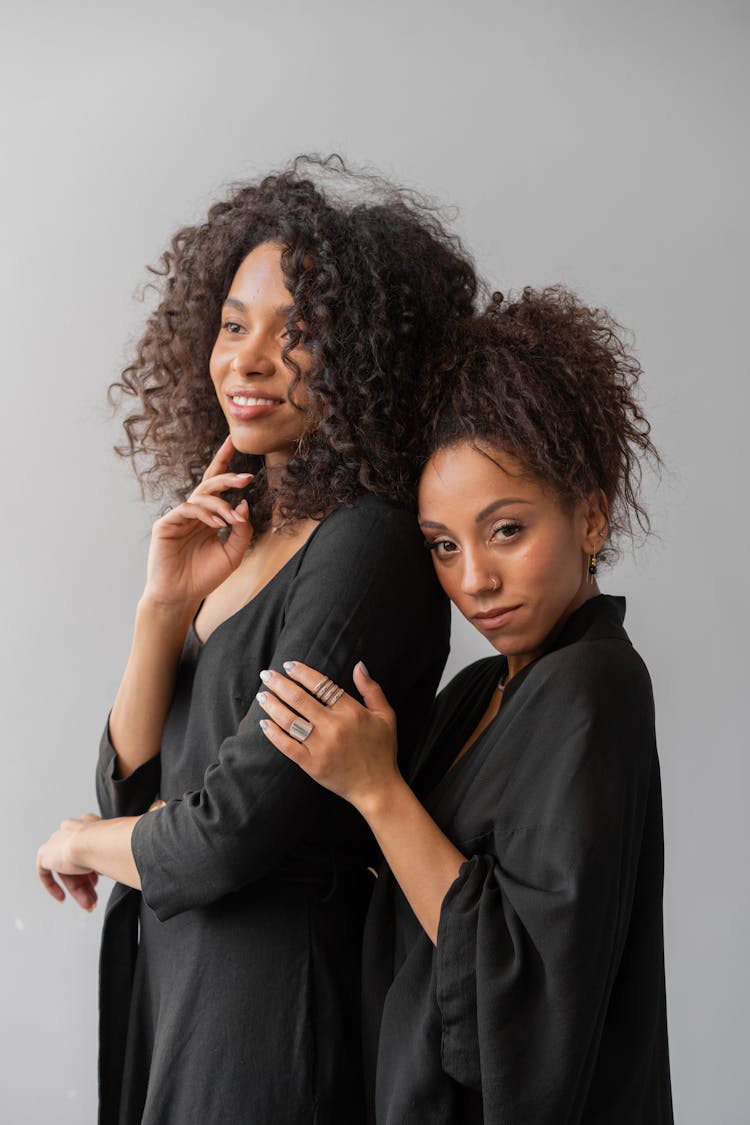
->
xmin=363 ymin=595 xmax=673 ymax=1124
xmin=95 ymin=494 xmax=450 ymax=1125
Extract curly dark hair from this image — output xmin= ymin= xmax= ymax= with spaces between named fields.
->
xmin=425 ymin=287 xmax=660 ymax=557
xmin=110 ymin=155 xmax=478 ymax=529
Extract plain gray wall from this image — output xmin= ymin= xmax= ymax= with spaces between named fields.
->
xmin=2 ymin=1 xmax=747 ymax=1121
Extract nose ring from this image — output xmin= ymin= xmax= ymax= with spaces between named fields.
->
xmin=490 ymin=576 xmax=498 ymax=591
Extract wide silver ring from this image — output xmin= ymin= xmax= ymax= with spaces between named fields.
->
xmin=328 ymin=687 xmax=344 ymax=708
xmin=290 ymin=718 xmax=314 ymax=742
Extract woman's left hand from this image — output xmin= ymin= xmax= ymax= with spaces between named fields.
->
xmin=37 ymin=813 xmax=101 ymax=910
xmin=256 ymin=661 xmax=399 ymax=813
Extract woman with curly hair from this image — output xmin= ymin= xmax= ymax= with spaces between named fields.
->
xmin=256 ymin=288 xmax=674 ymax=1123
xmin=36 ymin=158 xmax=477 ymax=1124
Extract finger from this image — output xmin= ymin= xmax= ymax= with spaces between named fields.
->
xmin=202 ymin=436 xmax=237 ymax=480
xmin=256 ymin=687 xmax=317 ymax=738
xmin=181 ymin=494 xmax=249 ymax=526
xmin=258 ymin=718 xmax=312 ymax=771
xmin=258 ymin=667 xmax=329 ymax=723
xmin=353 ymin=661 xmax=395 ymax=719
xmin=191 ymin=471 xmax=254 ymax=498
xmin=60 ymin=873 xmax=98 ymax=912
xmin=161 ymin=500 xmax=236 ymax=531
xmin=37 ymin=857 xmax=65 ymax=903
xmin=276 ymin=662 xmax=353 ymax=712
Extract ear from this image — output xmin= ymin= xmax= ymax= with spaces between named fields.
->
xmin=580 ymin=489 xmax=610 ymax=555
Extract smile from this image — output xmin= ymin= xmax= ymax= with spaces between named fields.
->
xmin=226 ymin=393 xmax=285 ymax=421
xmin=229 ymin=395 xmax=283 ymax=407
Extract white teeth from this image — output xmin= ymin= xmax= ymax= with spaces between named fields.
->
xmin=231 ymin=396 xmax=279 ymax=406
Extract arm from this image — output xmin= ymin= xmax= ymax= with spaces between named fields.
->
xmin=258 ymin=660 xmax=464 ymax=943
xmin=109 ymin=439 xmax=253 ymax=778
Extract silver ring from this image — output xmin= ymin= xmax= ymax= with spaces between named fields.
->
xmin=313 ymin=676 xmax=343 ymax=707
xmin=290 ymin=718 xmax=314 ymax=742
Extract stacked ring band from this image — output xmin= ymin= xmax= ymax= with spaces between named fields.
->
xmin=290 ymin=718 xmax=314 ymax=742
xmin=313 ymin=677 xmax=345 ymax=708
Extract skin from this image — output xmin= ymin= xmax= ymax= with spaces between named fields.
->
xmin=256 ymin=442 xmax=609 ymax=943
xmin=36 ymin=242 xmax=319 ymax=909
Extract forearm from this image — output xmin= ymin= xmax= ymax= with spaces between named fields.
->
xmin=69 ymin=816 xmax=142 ymax=889
xmin=359 ymin=778 xmax=465 ymax=945
xmin=109 ymin=595 xmax=197 ymax=777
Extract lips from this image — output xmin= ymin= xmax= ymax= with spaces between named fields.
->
xmin=226 ymin=389 xmax=285 ymax=421
xmin=471 ymin=605 xmax=520 ymax=629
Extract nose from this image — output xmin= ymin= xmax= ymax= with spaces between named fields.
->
xmin=230 ymin=326 xmax=276 ymax=379
xmin=460 ymin=547 xmax=500 ymax=597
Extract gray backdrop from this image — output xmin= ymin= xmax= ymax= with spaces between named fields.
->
xmin=2 ymin=1 xmax=747 ymax=1121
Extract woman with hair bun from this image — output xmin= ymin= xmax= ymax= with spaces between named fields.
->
xmin=257 ymin=287 xmax=674 ymax=1123
xmin=36 ymin=157 xmax=477 ymax=1124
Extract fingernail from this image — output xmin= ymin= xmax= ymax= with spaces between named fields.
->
xmin=357 ymin=661 xmax=370 ymax=678
xmin=256 ymin=692 xmax=267 ymax=704
xmin=282 ymin=661 xmax=296 ymax=672
xmin=234 ymin=473 xmax=253 ymax=479
xmin=259 ymin=719 xmax=269 ymax=732
xmin=259 ymin=670 xmax=272 ymax=684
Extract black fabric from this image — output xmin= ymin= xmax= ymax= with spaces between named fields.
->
xmin=362 ymin=595 xmax=673 ymax=1124
xmin=95 ymin=494 xmax=450 ymax=1125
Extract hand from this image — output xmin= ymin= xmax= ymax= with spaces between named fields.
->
xmin=37 ymin=813 xmax=101 ymax=911
xmin=144 ymin=436 xmax=254 ymax=608
xmin=256 ymin=660 xmax=399 ymax=813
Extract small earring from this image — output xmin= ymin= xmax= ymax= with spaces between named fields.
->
xmin=587 ymin=553 xmax=598 ymax=584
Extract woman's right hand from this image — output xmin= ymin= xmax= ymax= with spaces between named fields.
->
xmin=143 ymin=436 xmax=254 ymax=609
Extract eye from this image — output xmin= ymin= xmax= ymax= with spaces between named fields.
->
xmin=222 ymin=319 xmax=244 ymax=334
xmin=490 ymin=520 xmax=523 ymax=542
xmin=424 ymin=538 xmax=459 ymax=559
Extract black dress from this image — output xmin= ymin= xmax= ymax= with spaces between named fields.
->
xmin=362 ymin=595 xmax=673 ymax=1124
xmin=95 ymin=494 xmax=450 ymax=1125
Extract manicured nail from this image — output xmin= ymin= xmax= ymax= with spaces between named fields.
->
xmin=256 ymin=692 xmax=267 ymax=704
xmin=259 ymin=719 xmax=269 ymax=732
xmin=357 ymin=661 xmax=370 ymax=678
xmin=283 ymin=661 xmax=296 ymax=672
xmin=234 ymin=473 xmax=253 ymax=479
xmin=259 ymin=670 xmax=272 ymax=684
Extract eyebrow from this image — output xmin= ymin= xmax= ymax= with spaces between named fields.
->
xmin=222 ymin=298 xmax=294 ymax=319
xmin=419 ymin=498 xmax=532 ymax=530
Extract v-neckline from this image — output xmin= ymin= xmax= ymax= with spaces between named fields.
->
xmin=190 ymin=524 xmax=322 ymax=649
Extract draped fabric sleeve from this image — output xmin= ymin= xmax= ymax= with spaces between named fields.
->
xmin=433 ymin=644 xmax=658 ymax=1124
xmin=95 ymin=719 xmax=161 ymax=820
xmin=131 ymin=501 xmax=449 ymax=922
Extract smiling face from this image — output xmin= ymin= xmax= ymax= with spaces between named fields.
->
xmin=209 ymin=242 xmax=312 ymax=468
xmin=418 ymin=441 xmax=608 ymax=677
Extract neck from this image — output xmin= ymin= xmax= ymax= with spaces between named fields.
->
xmin=506 ymin=583 xmax=601 ymax=680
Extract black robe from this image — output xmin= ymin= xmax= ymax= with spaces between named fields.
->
xmin=362 ymin=595 xmax=673 ymax=1124
xmin=95 ymin=494 xmax=450 ymax=1125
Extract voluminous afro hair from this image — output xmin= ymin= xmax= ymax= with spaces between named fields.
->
xmin=425 ymin=287 xmax=660 ymax=558
xmin=110 ymin=155 xmax=478 ymax=529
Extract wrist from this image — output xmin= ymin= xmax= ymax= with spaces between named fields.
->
xmin=137 ymin=592 xmax=199 ymax=627
xmin=354 ymin=772 xmax=408 ymax=826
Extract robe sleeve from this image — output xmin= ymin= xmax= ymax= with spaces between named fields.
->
xmin=95 ymin=719 xmax=161 ymax=819
xmin=131 ymin=501 xmax=449 ymax=921
xmin=434 ymin=644 xmax=657 ymax=1123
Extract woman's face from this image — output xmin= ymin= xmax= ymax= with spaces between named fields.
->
xmin=210 ymin=241 xmax=311 ymax=466
xmin=418 ymin=441 xmax=607 ymax=675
